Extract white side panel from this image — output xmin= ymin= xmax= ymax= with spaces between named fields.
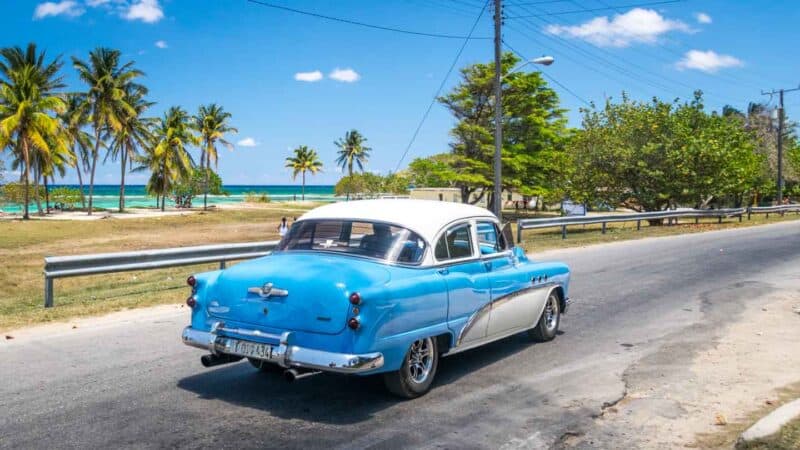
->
xmin=486 ymin=286 xmax=548 ymax=336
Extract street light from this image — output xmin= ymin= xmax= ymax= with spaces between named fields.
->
xmin=493 ymin=56 xmax=555 ymax=221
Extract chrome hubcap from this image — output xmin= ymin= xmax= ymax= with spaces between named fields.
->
xmin=544 ymin=295 xmax=559 ymax=331
xmin=407 ymin=337 xmax=433 ymax=384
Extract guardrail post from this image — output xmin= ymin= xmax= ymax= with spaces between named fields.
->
xmin=561 ymin=225 xmax=567 ymax=240
xmin=738 ymin=213 xmax=743 ymax=222
xmin=517 ymin=223 xmax=522 ymax=244
xmin=695 ymin=218 xmax=699 ymax=224
xmin=718 ymin=215 xmax=722 ymax=224
xmin=748 ymin=208 xmax=752 ymax=220
xmin=601 ymin=222 xmax=606 ymax=234
xmin=766 ymin=212 xmax=769 ymax=219
xmin=219 ymin=260 xmax=227 ymax=270
xmin=44 ymin=276 xmax=53 ymax=308
xmin=636 ymin=220 xmax=641 ymax=231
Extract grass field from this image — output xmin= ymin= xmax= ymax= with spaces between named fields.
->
xmin=1 ymin=205 xmax=799 ymax=332
xmin=0 ymin=204 xmax=315 ymax=331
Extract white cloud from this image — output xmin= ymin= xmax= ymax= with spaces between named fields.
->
xmin=124 ymin=0 xmax=163 ymax=23
xmin=154 ymin=40 xmax=167 ymax=49
xmin=329 ymin=68 xmax=360 ymax=83
xmin=695 ymin=12 xmax=712 ymax=24
xmin=676 ymin=49 xmax=743 ymax=73
xmin=545 ymin=8 xmax=691 ymax=47
xmin=294 ymin=70 xmax=323 ymax=82
xmin=86 ymin=0 xmax=111 ymax=7
xmin=237 ymin=137 xmax=258 ymax=147
xmin=33 ymin=1 xmax=84 ymax=19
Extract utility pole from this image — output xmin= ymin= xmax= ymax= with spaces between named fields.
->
xmin=761 ymin=84 xmax=800 ymax=204
xmin=493 ymin=0 xmax=503 ymax=220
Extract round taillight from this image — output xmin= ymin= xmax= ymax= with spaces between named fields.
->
xmin=187 ymin=275 xmax=197 ymax=287
xmin=349 ymin=292 xmax=361 ymax=305
xmin=186 ymin=296 xmax=196 ymax=308
xmin=347 ymin=318 xmax=360 ymax=330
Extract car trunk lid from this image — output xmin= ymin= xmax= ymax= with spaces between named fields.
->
xmin=207 ymin=252 xmax=390 ymax=335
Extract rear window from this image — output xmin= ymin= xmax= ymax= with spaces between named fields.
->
xmin=277 ymin=220 xmax=427 ymax=264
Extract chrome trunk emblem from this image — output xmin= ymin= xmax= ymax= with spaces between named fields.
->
xmin=248 ymin=282 xmax=289 ymax=299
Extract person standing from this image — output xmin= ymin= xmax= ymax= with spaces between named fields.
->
xmin=278 ymin=217 xmax=289 ymax=238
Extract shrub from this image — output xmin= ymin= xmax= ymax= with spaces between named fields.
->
xmin=244 ymin=191 xmax=270 ymax=203
xmin=50 ymin=187 xmax=83 ymax=210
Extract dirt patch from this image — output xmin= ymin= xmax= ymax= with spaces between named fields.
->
xmin=570 ymin=271 xmax=800 ymax=448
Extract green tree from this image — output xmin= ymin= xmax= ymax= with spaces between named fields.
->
xmin=407 ymin=153 xmax=458 ymax=188
xmin=59 ymin=93 xmax=93 ymax=209
xmin=0 ymin=43 xmax=66 ymax=219
xmin=335 ymin=129 xmax=370 ymax=199
xmin=567 ymin=92 xmax=765 ymax=215
xmin=285 ymin=145 xmax=323 ymax=200
xmin=135 ymin=106 xmax=196 ymax=211
xmin=334 ymin=172 xmax=408 ymax=198
xmin=108 ymin=85 xmax=153 ymax=212
xmin=73 ymin=47 xmax=144 ymax=215
xmin=193 ymin=104 xmax=236 ymax=210
xmin=437 ymin=52 xmax=569 ymax=205
xmin=171 ymin=168 xmax=225 ymax=208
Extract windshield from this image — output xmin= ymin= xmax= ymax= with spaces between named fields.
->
xmin=277 ymin=220 xmax=427 ymax=264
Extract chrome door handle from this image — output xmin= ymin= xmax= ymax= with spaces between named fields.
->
xmin=437 ymin=268 xmax=449 ymax=275
xmin=483 ymin=261 xmax=492 ymax=271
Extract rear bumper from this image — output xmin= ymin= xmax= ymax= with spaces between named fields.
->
xmin=181 ymin=325 xmax=384 ymax=374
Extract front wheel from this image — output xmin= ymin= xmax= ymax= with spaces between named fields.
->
xmin=383 ymin=336 xmax=438 ymax=399
xmin=528 ymin=291 xmax=560 ymax=342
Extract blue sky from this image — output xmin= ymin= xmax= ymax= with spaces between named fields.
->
xmin=2 ymin=0 xmax=799 ymax=185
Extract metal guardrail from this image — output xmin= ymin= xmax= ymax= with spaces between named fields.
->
xmin=517 ymin=205 xmax=800 ymax=242
xmin=41 ymin=204 xmax=800 ymax=308
xmin=43 ymin=241 xmax=279 ymax=308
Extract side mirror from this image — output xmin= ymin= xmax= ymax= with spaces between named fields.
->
xmin=501 ymin=222 xmax=515 ymax=248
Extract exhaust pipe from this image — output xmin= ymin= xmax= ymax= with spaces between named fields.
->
xmin=201 ymin=353 xmax=242 ymax=367
xmin=283 ymin=368 xmax=322 ymax=382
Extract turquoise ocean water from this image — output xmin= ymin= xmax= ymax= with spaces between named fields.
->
xmin=0 ymin=184 xmax=337 ymax=213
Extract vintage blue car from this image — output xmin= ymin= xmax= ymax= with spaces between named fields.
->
xmin=182 ymin=199 xmax=571 ymax=398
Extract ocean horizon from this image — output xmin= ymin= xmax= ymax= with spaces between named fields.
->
xmin=0 ymin=184 xmax=338 ymax=213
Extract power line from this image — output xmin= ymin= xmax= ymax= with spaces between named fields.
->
xmin=246 ymin=0 xmax=491 ymax=40
xmin=394 ymin=1 xmax=490 ymax=171
xmin=502 ymin=40 xmax=591 ymax=106
xmin=505 ymin=0 xmax=684 ymax=18
xmin=506 ymin=2 xmax=747 ymax=104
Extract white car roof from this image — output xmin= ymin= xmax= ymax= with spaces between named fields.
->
xmin=299 ymin=199 xmax=497 ymax=242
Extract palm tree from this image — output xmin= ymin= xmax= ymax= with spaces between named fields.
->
xmin=136 ymin=106 xmax=196 ymax=211
xmin=0 ymin=43 xmax=66 ymax=219
xmin=334 ymin=129 xmax=371 ymax=200
xmin=193 ymin=104 xmax=236 ymax=210
xmin=108 ymin=85 xmax=153 ymax=212
xmin=59 ymin=93 xmax=93 ymax=209
xmin=73 ymin=48 xmax=144 ymax=215
xmin=285 ymin=145 xmax=323 ymax=200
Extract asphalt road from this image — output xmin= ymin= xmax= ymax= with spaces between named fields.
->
xmin=2 ymin=221 xmax=799 ymax=449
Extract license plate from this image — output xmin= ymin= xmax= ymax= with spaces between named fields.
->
xmin=231 ymin=340 xmax=274 ymax=360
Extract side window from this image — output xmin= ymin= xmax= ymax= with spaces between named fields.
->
xmin=435 ymin=223 xmax=474 ymax=261
xmin=476 ymin=221 xmax=506 ymax=255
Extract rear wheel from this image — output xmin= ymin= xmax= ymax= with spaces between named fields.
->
xmin=248 ymin=357 xmax=282 ymax=373
xmin=528 ymin=291 xmax=560 ymax=342
xmin=383 ymin=336 xmax=438 ymax=399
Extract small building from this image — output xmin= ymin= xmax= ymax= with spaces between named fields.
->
xmin=409 ymin=187 xmax=531 ymax=209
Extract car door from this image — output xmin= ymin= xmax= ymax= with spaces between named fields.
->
xmin=436 ymin=221 xmax=492 ymax=345
xmin=478 ymin=221 xmax=542 ymax=336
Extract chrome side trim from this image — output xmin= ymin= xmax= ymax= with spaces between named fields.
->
xmin=181 ymin=326 xmax=384 ymax=374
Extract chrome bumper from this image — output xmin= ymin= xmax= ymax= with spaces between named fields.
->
xmin=181 ymin=325 xmax=384 ymax=374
